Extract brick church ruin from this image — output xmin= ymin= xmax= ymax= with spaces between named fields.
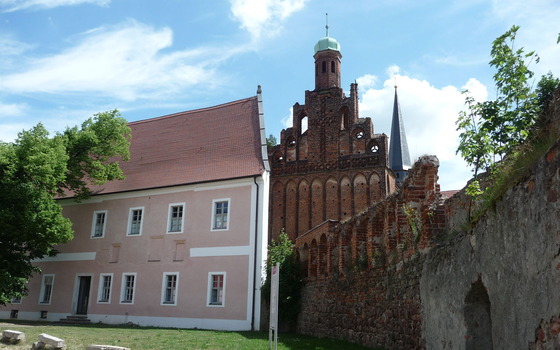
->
xmin=268 ymin=29 xmax=560 ymax=350
xmin=268 ymin=30 xmax=412 ymax=243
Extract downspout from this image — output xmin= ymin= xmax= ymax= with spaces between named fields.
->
xmin=251 ymin=175 xmax=259 ymax=331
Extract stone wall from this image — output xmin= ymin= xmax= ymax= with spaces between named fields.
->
xmin=294 ymin=87 xmax=560 ymax=349
xmin=421 ymin=140 xmax=560 ymax=349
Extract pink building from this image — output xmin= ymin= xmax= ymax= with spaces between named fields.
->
xmin=0 ymin=90 xmax=270 ymax=331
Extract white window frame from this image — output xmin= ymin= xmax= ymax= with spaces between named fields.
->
xmin=161 ymin=272 xmax=179 ymax=306
xmin=126 ymin=207 xmax=144 ymax=236
xmin=167 ymin=203 xmax=185 ymax=234
xmin=97 ymin=273 xmax=113 ymax=304
xmin=207 ymin=272 xmax=226 ymax=307
xmin=10 ymin=296 xmax=22 ymax=304
xmin=120 ymin=273 xmax=137 ymax=304
xmin=91 ymin=210 xmax=108 ymax=238
xmin=211 ymin=198 xmax=230 ymax=231
xmin=39 ymin=274 xmax=55 ymax=304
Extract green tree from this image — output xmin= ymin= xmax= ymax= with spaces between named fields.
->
xmin=266 ymin=134 xmax=278 ymax=150
xmin=457 ymin=25 xmax=559 ymax=185
xmin=262 ymin=231 xmax=303 ymax=331
xmin=0 ymin=110 xmax=130 ymax=304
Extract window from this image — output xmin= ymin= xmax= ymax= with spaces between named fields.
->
xmin=91 ymin=210 xmax=107 ymax=238
xmin=120 ymin=273 xmax=136 ymax=304
xmin=98 ymin=274 xmax=113 ymax=303
xmin=212 ymin=199 xmax=230 ymax=230
xmin=10 ymin=297 xmax=22 ymax=304
xmin=167 ymin=203 xmax=185 ymax=233
xmin=127 ymin=207 xmax=144 ymax=236
xmin=39 ymin=274 xmax=55 ymax=304
xmin=161 ymin=273 xmax=179 ymax=305
xmin=207 ymin=273 xmax=226 ymax=307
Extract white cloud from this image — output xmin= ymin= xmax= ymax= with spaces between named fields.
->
xmin=0 ymin=101 xmax=27 ymax=117
xmin=280 ymin=106 xmax=293 ymax=128
xmin=462 ymin=77 xmax=488 ymax=102
xmin=358 ymin=67 xmax=484 ymax=190
xmin=0 ymin=21 xmax=228 ymax=101
xmin=356 ymin=74 xmax=377 ymax=90
xmin=229 ymin=0 xmax=308 ymax=40
xmin=0 ymin=0 xmax=109 ymax=12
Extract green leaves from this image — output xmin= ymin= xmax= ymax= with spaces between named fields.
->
xmin=262 ymin=230 xmax=303 ymax=330
xmin=0 ymin=110 xmax=130 ymax=304
xmin=456 ymin=25 xmax=559 ymax=191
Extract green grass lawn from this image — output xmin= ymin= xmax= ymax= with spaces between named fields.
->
xmin=1 ymin=321 xmax=376 ymax=350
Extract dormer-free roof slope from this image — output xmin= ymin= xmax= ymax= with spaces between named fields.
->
xmin=89 ymin=95 xmax=266 ymax=195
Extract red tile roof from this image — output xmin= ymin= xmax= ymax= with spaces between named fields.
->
xmin=89 ymin=96 xmax=266 ymax=195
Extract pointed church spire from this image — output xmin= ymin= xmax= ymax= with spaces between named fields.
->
xmin=389 ymin=85 xmax=412 ymax=185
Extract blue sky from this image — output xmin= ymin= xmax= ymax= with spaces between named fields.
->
xmin=1 ymin=0 xmax=559 ymax=190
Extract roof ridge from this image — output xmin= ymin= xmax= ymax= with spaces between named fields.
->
xmin=129 ymin=95 xmax=257 ymax=126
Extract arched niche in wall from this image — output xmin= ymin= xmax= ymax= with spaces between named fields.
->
xmin=340 ymin=176 xmax=352 ymax=220
xmin=311 ymin=178 xmax=324 ymax=228
xmin=464 ymin=278 xmax=493 ymax=350
xmin=285 ymin=136 xmax=296 ymax=162
xmin=271 ymin=181 xmax=285 ymax=240
xmin=369 ymin=172 xmax=382 ymax=203
xmin=325 ymin=177 xmax=339 ymax=220
xmin=285 ymin=180 xmax=297 ymax=240
xmin=309 ymin=239 xmax=318 ymax=278
xmin=339 ymin=106 xmax=350 ymax=131
xmin=353 ymin=173 xmax=368 ymax=214
xmin=299 ymin=244 xmax=309 ymax=278
xmin=319 ymin=234 xmax=328 ymax=276
xmin=298 ymin=179 xmax=310 ymax=234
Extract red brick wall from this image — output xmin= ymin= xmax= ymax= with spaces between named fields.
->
xmin=294 ymin=156 xmax=443 ymax=350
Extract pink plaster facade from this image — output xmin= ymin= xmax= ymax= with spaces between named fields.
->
xmin=0 ymin=94 xmax=270 ymax=331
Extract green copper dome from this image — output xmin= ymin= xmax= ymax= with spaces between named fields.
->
xmin=314 ymin=36 xmax=341 ymax=54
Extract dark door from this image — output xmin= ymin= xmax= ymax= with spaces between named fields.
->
xmin=76 ymin=276 xmax=91 ymax=315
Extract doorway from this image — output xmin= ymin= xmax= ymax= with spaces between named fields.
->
xmin=464 ymin=277 xmax=493 ymax=350
xmin=76 ymin=276 xmax=91 ymax=315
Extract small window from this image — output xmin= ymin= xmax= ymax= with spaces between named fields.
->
xmin=127 ymin=207 xmax=144 ymax=236
xmin=368 ymin=141 xmax=380 ymax=154
xmin=91 ymin=210 xmax=107 ymax=238
xmin=10 ymin=296 xmax=22 ymax=304
xmin=273 ymin=152 xmax=284 ymax=164
xmin=207 ymin=273 xmax=226 ymax=307
xmin=39 ymin=274 xmax=55 ymax=304
xmin=322 ymin=61 xmax=326 ymax=73
xmin=286 ymin=137 xmax=296 ymax=148
xmin=98 ymin=274 xmax=113 ymax=303
xmin=331 ymin=61 xmax=335 ymax=73
xmin=120 ymin=273 xmax=136 ymax=304
xmin=167 ymin=203 xmax=185 ymax=233
xmin=212 ymin=199 xmax=230 ymax=231
xmin=161 ymin=273 xmax=179 ymax=305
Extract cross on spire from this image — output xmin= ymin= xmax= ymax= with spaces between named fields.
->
xmin=325 ymin=13 xmax=329 ymax=36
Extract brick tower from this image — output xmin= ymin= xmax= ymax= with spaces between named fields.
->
xmin=268 ymin=33 xmax=397 ymax=242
